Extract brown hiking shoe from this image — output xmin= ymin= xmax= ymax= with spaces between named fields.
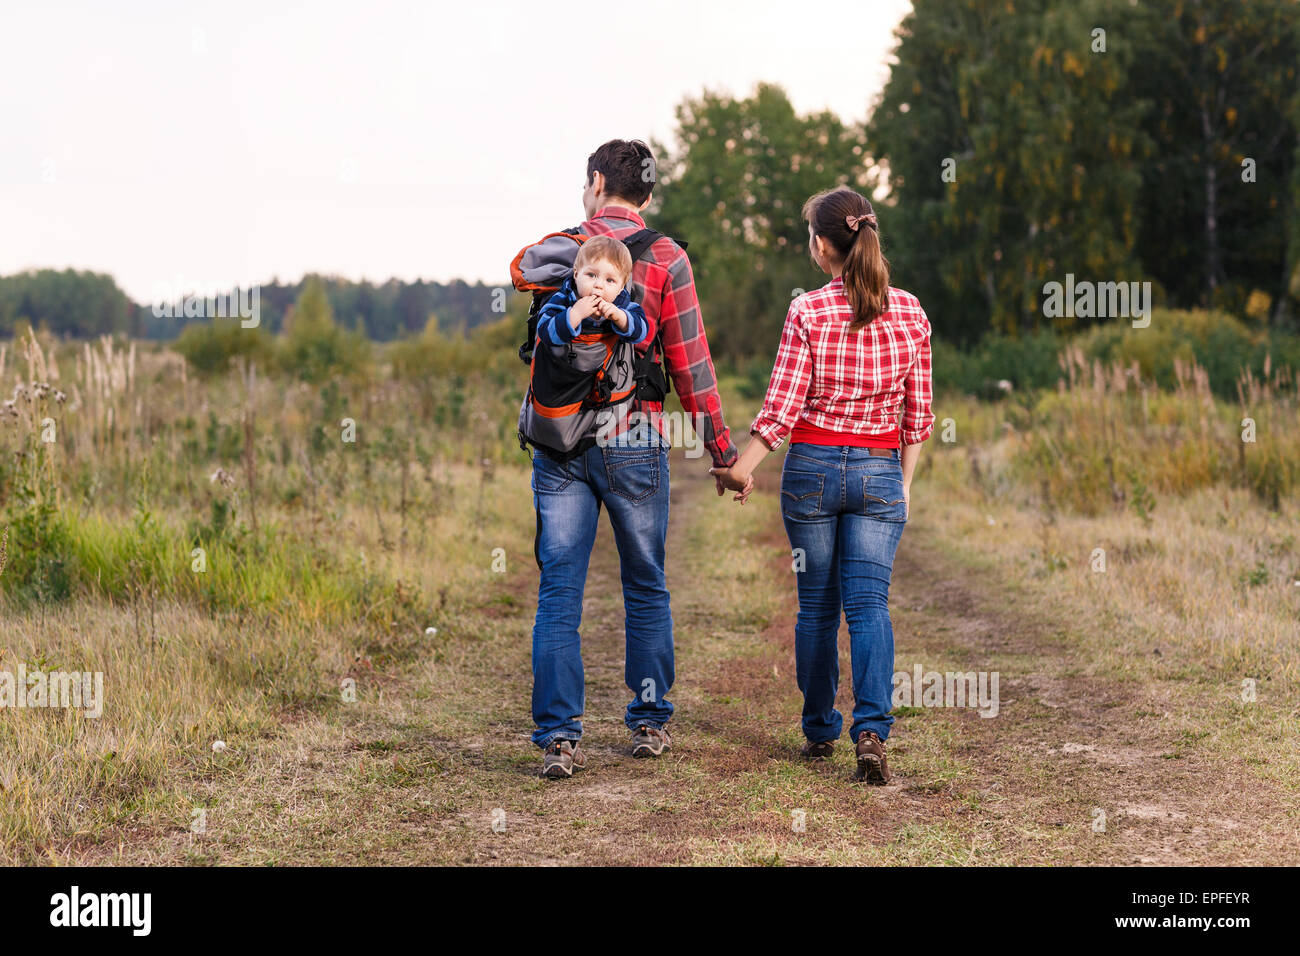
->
xmin=630 ymin=724 xmax=671 ymax=758
xmin=855 ymin=731 xmax=890 ymax=784
xmin=541 ymin=739 xmax=586 ymax=778
xmin=801 ymin=740 xmax=835 ymax=762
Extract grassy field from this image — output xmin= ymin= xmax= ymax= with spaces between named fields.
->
xmin=1 ymin=322 xmax=1298 ymax=865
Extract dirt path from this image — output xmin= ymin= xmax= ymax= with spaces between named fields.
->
xmin=84 ymin=453 xmax=1300 ymax=865
xmin=884 ymin=533 xmax=1300 ymax=865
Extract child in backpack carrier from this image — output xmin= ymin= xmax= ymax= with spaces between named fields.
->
xmin=535 ymin=235 xmax=649 ymax=347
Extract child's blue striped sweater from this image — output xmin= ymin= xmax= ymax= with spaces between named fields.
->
xmin=535 ymin=275 xmax=648 ymax=347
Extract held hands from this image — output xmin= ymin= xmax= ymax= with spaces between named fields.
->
xmin=708 ymin=466 xmax=754 ymax=504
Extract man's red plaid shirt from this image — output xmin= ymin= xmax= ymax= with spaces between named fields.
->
xmin=750 ymin=277 xmax=935 ymax=450
xmin=579 ymin=205 xmax=738 ymax=467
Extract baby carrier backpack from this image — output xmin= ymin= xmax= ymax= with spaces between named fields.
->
xmin=510 ymin=226 xmax=685 ymax=462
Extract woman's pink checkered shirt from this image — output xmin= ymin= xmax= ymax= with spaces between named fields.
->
xmin=750 ymin=277 xmax=935 ymax=450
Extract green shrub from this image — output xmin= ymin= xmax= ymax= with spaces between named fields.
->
xmin=173 ymin=319 xmax=275 ymax=376
xmin=279 ymin=279 xmax=371 ymax=383
xmin=389 ymin=314 xmax=518 ymax=380
xmin=1 ymin=497 xmax=77 ymax=604
xmin=933 ymin=310 xmax=1300 ymax=402
xmin=932 ymin=328 xmax=1064 ymax=397
xmin=1071 ymin=309 xmax=1296 ymax=399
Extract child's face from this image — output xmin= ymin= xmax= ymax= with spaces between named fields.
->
xmin=574 ymin=257 xmax=625 ymax=303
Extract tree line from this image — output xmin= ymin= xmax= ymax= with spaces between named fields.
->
xmin=0 ymin=270 xmax=501 ymax=342
xmin=5 ymin=0 xmax=1297 ymax=361
xmin=652 ymin=0 xmax=1300 ymax=352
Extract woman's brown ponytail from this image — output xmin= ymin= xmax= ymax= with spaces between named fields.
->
xmin=802 ymin=186 xmax=890 ymax=331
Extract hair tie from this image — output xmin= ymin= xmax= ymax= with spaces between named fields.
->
xmin=845 ymin=212 xmax=877 ymax=232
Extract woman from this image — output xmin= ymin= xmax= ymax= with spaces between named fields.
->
xmin=711 ymin=185 xmax=934 ymax=784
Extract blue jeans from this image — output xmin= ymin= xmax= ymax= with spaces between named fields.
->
xmin=779 ymin=443 xmax=907 ymax=744
xmin=529 ymin=426 xmax=673 ymax=749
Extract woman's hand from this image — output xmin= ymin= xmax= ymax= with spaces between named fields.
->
xmin=903 ymin=482 xmax=910 ymax=519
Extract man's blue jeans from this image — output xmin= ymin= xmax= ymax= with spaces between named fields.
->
xmin=529 ymin=426 xmax=673 ymax=749
xmin=779 ymin=443 xmax=907 ymax=744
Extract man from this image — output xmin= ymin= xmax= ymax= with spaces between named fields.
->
xmin=529 ymin=138 xmax=744 ymax=778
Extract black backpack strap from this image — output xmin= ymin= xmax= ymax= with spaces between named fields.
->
xmin=519 ymin=292 xmax=546 ymax=364
xmin=618 ymin=228 xmax=687 ymax=403
xmin=622 ymin=228 xmax=661 ymax=265
xmin=621 ymin=228 xmax=689 ymax=265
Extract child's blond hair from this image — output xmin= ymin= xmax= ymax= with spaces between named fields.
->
xmin=574 ymin=235 xmax=633 ymax=283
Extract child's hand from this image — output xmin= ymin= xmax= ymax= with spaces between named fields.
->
xmin=568 ymin=293 xmax=602 ymax=326
xmin=592 ymin=298 xmax=628 ymax=331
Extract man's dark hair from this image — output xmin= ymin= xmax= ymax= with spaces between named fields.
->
xmin=586 ymin=139 xmax=656 ymax=205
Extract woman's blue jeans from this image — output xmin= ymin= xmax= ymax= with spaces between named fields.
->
xmin=779 ymin=442 xmax=907 ymax=744
xmin=528 ymin=426 xmax=673 ymax=749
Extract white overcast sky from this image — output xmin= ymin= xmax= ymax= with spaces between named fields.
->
xmin=0 ymin=0 xmax=912 ymax=304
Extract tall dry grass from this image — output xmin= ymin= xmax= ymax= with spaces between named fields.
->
xmin=0 ymin=319 xmax=536 ymax=861
xmin=939 ymin=344 xmax=1300 ymax=517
